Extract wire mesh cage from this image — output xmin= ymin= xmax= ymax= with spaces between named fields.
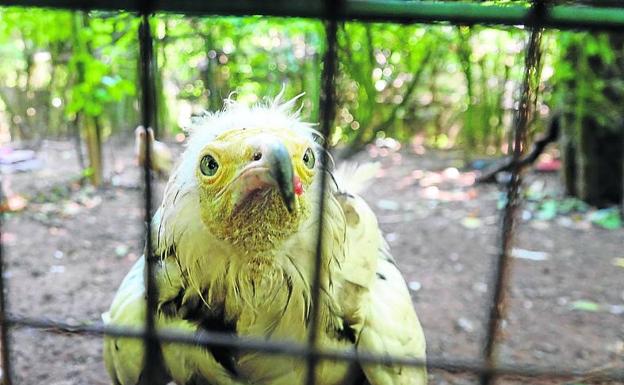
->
xmin=0 ymin=1 xmax=623 ymax=385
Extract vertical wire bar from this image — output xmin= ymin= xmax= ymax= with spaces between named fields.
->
xmin=480 ymin=3 xmax=545 ymax=385
xmin=0 ymin=179 xmax=12 ymax=385
xmin=304 ymin=2 xmax=340 ymax=385
xmin=138 ymin=8 xmax=159 ymax=385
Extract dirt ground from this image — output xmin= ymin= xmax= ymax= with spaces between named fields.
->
xmin=2 ymin=138 xmax=623 ymax=385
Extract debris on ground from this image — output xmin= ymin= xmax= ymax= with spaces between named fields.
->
xmin=511 ymin=248 xmax=550 ymax=261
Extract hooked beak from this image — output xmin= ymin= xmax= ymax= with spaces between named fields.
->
xmin=232 ymin=138 xmax=296 ymax=213
xmin=265 ymin=141 xmax=296 ymax=213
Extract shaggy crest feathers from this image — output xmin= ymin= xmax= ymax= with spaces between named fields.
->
xmin=186 ymin=91 xmax=318 ymax=144
xmin=171 ymin=92 xmax=324 ymax=189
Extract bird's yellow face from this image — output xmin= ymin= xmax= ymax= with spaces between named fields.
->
xmin=195 ymin=127 xmax=317 ymax=254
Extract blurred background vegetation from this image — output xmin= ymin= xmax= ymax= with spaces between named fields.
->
xmin=0 ymin=7 xmax=622 ymax=206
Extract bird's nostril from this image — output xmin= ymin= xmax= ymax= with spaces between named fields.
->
xmin=253 ymin=151 xmax=262 ymax=161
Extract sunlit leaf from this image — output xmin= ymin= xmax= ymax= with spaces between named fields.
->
xmin=570 ymin=300 xmax=601 ymax=313
xmin=589 ymin=208 xmax=622 ymax=230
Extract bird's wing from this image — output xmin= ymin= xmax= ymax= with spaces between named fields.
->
xmin=103 ymin=257 xmax=248 ymax=385
xmin=333 ymin=191 xmax=381 ymax=335
xmin=103 ymin=257 xmax=157 ymax=385
xmin=332 ymin=164 xmax=426 ymax=385
xmin=357 ymin=244 xmax=427 ymax=385
xmin=331 ymin=163 xmax=384 ymax=333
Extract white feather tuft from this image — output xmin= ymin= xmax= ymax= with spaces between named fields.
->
xmin=333 ymin=162 xmax=381 ymax=195
xmin=185 ymin=92 xmax=313 ymax=139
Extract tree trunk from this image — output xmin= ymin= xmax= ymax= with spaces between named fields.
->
xmin=72 ymin=113 xmax=86 ymax=170
xmin=84 ymin=116 xmax=103 ymax=186
xmin=577 ymin=116 xmax=623 ymax=207
xmin=72 ymin=12 xmax=105 ymax=186
xmin=560 ymin=118 xmax=577 ymax=197
xmin=456 ymin=27 xmax=476 ymax=156
xmin=559 ymin=32 xmax=624 ymax=207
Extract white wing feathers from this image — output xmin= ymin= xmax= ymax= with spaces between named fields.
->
xmin=357 ymin=251 xmax=427 ymax=385
xmin=334 ymin=163 xmax=427 ymax=385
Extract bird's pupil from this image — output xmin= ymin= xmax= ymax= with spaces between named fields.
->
xmin=201 ymin=155 xmax=219 ymax=176
xmin=303 ymin=148 xmax=315 ymax=169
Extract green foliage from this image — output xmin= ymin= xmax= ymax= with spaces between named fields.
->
xmin=550 ymin=31 xmax=623 ymax=134
xmin=66 ymin=13 xmax=137 ymax=118
xmin=0 ymin=8 xmax=621 ymax=161
xmin=0 ymin=8 xmax=139 ymax=144
xmin=155 ymin=16 xmax=323 ymax=127
xmin=335 ymin=23 xmax=443 ymax=149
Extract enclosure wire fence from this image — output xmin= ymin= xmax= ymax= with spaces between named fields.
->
xmin=0 ymin=1 xmax=623 ymax=385
xmin=138 ymin=2 xmax=160 ymax=384
xmin=480 ymin=3 xmax=545 ymax=385
xmin=4 ymin=0 xmax=624 ymax=30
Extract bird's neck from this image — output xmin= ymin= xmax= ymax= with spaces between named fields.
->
xmin=208 ymin=191 xmax=311 ymax=255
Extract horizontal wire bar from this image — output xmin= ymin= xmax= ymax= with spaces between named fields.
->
xmin=1 ymin=0 xmax=624 ymax=30
xmin=7 ymin=315 xmax=624 ymax=382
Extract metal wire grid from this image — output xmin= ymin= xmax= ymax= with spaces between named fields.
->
xmin=4 ymin=1 xmax=624 ymax=30
xmin=0 ymin=1 xmax=623 ymax=385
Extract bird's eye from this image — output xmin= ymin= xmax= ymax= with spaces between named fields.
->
xmin=200 ymin=154 xmax=219 ymax=176
xmin=302 ymin=148 xmax=315 ymax=169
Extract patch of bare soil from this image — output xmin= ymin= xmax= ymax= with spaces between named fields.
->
xmin=2 ymin=139 xmax=622 ymax=384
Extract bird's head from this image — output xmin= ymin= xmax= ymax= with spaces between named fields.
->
xmin=195 ymin=126 xmax=318 ymax=251
xmin=159 ymin=94 xmax=325 ymax=256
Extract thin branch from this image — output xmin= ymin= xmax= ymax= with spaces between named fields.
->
xmin=477 ymin=113 xmax=559 ymax=183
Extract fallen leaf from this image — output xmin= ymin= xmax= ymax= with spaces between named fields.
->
xmin=376 ymin=199 xmax=400 ymax=211
xmin=455 ymin=317 xmax=474 ymax=333
xmin=472 ymin=282 xmax=488 ymax=293
xmin=442 ymin=167 xmax=460 ymax=179
xmin=570 ymin=300 xmax=601 ymax=312
xmin=522 ymin=210 xmax=533 ymax=221
xmin=49 ymin=265 xmax=65 ymax=274
xmin=535 ymin=158 xmax=561 ymax=172
xmin=115 ymin=245 xmax=129 ymax=258
xmin=525 ymin=180 xmax=545 ymax=201
xmin=461 ymin=217 xmax=482 ymax=229
xmin=408 ymin=281 xmax=422 ymax=292
xmin=1 ymin=233 xmax=16 ymax=244
xmin=613 ymin=258 xmax=624 ymax=268
xmin=608 ymin=305 xmax=624 ymax=315
xmin=62 ymin=202 xmax=81 ymax=217
xmin=530 ymin=221 xmax=550 ymax=230
xmin=557 ymin=197 xmax=588 ymax=214
xmin=588 ymin=208 xmax=622 ymax=230
xmin=385 ymin=233 xmax=399 ymax=243
xmin=0 ymin=194 xmax=28 ymax=212
xmin=512 ymin=248 xmax=549 ymax=261
xmin=556 ymin=216 xmax=574 ymax=228
xmin=536 ymin=199 xmax=558 ymax=221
